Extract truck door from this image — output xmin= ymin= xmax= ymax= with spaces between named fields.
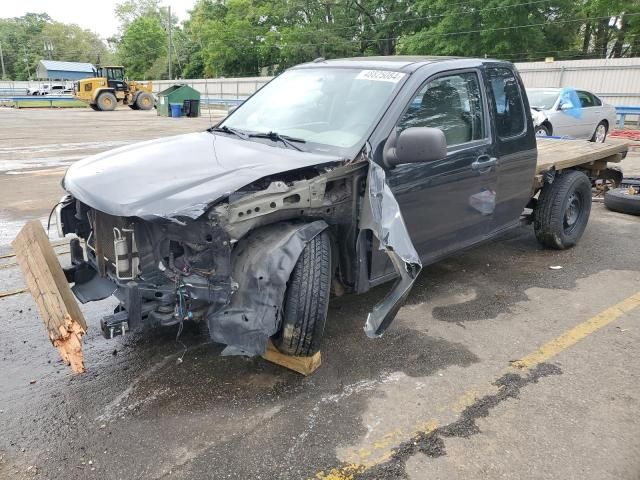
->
xmin=385 ymin=70 xmax=498 ymax=264
xmin=485 ymin=66 xmax=537 ymax=232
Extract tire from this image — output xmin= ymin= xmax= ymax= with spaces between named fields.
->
xmin=535 ymin=124 xmax=550 ymax=137
xmin=135 ymin=92 xmax=154 ymax=110
xmin=591 ymin=121 xmax=607 ymax=143
xmin=271 ymin=230 xmax=331 ymax=356
xmin=96 ymin=92 xmax=117 ymax=111
xmin=89 ymin=104 xmax=100 ymax=111
xmin=594 ymin=167 xmax=623 ymax=189
xmin=620 ymin=178 xmax=640 ymax=189
xmin=534 ymin=170 xmax=592 ymax=249
xmin=604 ymin=188 xmax=640 ymax=216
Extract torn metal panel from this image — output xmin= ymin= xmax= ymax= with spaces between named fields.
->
xmin=62 ymin=132 xmax=343 ymax=220
xmin=361 ymin=160 xmax=422 ymax=337
xmin=207 ymin=220 xmax=329 ymax=356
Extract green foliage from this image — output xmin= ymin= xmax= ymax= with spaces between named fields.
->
xmin=0 ymin=13 xmax=109 ymax=80
xmin=0 ymin=1 xmax=636 ymax=81
xmin=116 ymin=15 xmax=166 ymax=79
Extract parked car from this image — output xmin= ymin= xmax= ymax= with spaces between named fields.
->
xmin=54 ymin=57 xmax=627 ymax=359
xmin=27 ymin=84 xmax=72 ymax=95
xmin=527 ymin=87 xmax=617 ymax=142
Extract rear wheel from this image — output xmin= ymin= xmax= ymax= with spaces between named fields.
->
xmin=534 ymin=170 xmax=592 ymax=249
xmin=135 ymin=92 xmax=154 ymax=110
xmin=591 ymin=121 xmax=608 ymax=143
xmin=96 ymin=92 xmax=117 ymax=111
xmin=271 ymin=231 xmax=331 ymax=356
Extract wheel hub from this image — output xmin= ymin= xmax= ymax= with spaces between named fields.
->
xmin=564 ymin=192 xmax=582 ymax=231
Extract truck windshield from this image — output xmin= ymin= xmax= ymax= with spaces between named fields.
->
xmin=221 ymin=67 xmax=406 ymax=154
xmin=526 ymin=89 xmax=559 ymax=110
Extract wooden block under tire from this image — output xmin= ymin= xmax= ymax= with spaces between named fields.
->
xmin=262 ymin=340 xmax=321 ymax=375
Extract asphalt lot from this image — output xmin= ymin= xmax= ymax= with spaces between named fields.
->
xmin=1 ymin=107 xmax=640 ymax=480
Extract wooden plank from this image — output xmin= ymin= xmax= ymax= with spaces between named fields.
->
xmin=536 ymin=138 xmax=629 ymax=174
xmin=262 ymin=340 xmax=322 ymax=375
xmin=11 ymin=221 xmax=87 ymax=373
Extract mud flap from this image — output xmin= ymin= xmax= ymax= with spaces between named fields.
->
xmin=361 ymin=161 xmax=422 ymax=337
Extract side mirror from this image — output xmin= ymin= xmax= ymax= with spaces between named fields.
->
xmin=383 ymin=127 xmax=447 ymax=168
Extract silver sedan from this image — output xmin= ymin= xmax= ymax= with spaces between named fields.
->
xmin=527 ymin=88 xmax=617 ymax=142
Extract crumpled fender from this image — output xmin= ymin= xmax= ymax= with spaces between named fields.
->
xmin=361 ymin=161 xmax=422 ymax=337
xmin=207 ymin=220 xmax=329 ymax=356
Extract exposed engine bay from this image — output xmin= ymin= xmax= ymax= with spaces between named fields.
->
xmin=57 ymin=161 xmax=382 ymax=354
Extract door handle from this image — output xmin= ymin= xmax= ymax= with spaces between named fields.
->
xmin=471 ymin=155 xmax=497 ymax=172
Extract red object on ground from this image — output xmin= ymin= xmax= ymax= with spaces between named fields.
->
xmin=610 ymin=129 xmax=640 ymax=147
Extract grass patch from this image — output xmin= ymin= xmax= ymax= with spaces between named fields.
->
xmin=14 ymin=100 xmax=88 ymax=108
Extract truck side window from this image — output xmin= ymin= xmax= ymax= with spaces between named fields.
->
xmin=486 ymin=67 xmax=526 ymax=138
xmin=398 ymin=72 xmax=485 ymax=147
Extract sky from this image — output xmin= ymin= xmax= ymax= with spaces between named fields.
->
xmin=1 ymin=0 xmax=196 ymax=40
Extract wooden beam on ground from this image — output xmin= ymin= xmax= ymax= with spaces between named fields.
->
xmin=262 ymin=340 xmax=322 ymax=375
xmin=11 ymin=221 xmax=87 ymax=373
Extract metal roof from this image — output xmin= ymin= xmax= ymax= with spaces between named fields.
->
xmin=38 ymin=60 xmax=95 ymax=72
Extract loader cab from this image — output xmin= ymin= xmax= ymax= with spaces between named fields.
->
xmin=97 ymin=66 xmax=127 ymax=92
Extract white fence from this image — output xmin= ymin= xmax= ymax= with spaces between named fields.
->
xmin=1 ymin=57 xmax=639 ymax=106
xmin=515 ymin=57 xmax=640 ymax=107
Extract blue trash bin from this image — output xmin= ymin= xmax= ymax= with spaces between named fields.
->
xmin=169 ymin=103 xmax=182 ymax=118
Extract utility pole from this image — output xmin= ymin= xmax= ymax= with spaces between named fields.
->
xmin=23 ymin=46 xmax=32 ymax=80
xmin=0 ymin=43 xmax=6 ymax=80
xmin=167 ymin=6 xmax=172 ymax=80
xmin=44 ymin=39 xmax=54 ymax=60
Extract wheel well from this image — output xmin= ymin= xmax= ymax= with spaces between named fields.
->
xmin=541 ymin=120 xmax=553 ymax=135
xmin=600 ymin=119 xmax=609 ymax=129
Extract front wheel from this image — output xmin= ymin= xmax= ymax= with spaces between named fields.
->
xmin=135 ymin=92 xmax=154 ymax=110
xmin=271 ymin=230 xmax=331 ymax=356
xmin=591 ymin=121 xmax=608 ymax=143
xmin=534 ymin=170 xmax=592 ymax=249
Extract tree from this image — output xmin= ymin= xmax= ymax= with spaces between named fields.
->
xmin=116 ymin=15 xmax=166 ymax=79
xmin=0 ymin=13 xmax=109 ymax=80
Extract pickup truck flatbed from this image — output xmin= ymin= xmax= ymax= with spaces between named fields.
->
xmin=535 ymin=137 xmax=627 ymax=174
xmin=21 ymin=56 xmax=630 ymax=371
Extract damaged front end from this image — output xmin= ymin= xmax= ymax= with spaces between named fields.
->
xmin=58 ymin=196 xmax=234 ymax=339
xmin=57 ymin=150 xmax=422 ymax=355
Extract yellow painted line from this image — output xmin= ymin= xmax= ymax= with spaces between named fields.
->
xmin=511 ymin=291 xmax=640 ymax=369
xmin=312 ymin=290 xmax=640 ymax=479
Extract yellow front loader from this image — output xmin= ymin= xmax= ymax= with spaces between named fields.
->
xmin=74 ymin=66 xmax=154 ymax=111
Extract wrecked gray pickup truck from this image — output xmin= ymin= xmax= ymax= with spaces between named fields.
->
xmin=56 ymin=56 xmax=626 ymax=357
